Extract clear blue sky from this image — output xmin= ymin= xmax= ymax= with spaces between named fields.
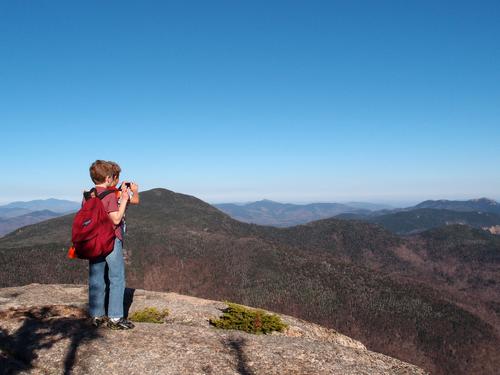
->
xmin=1 ymin=1 xmax=499 ymax=205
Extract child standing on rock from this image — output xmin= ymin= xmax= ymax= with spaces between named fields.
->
xmin=86 ymin=160 xmax=138 ymax=330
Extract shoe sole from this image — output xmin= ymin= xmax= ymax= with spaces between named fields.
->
xmin=107 ymin=322 xmax=135 ymax=330
xmin=91 ymin=318 xmax=108 ymax=328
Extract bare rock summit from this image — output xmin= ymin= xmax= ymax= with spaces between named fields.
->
xmin=0 ymin=283 xmax=426 ymax=375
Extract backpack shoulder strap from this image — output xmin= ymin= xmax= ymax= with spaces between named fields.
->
xmin=97 ymin=189 xmax=115 ymax=200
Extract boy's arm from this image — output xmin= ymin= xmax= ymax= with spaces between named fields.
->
xmin=130 ymin=183 xmax=140 ymax=205
xmin=108 ymin=189 xmax=129 ymax=225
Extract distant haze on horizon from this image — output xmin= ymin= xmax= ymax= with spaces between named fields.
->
xmin=1 ymin=1 xmax=499 ymax=204
xmin=1 ymin=191 xmax=499 ymax=210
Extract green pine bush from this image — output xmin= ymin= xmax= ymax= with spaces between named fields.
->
xmin=129 ymin=307 xmax=170 ymax=323
xmin=209 ymin=301 xmax=288 ymax=334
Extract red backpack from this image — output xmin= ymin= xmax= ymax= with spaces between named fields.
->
xmin=69 ymin=188 xmax=116 ymax=261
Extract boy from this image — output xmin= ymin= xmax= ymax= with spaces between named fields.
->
xmin=87 ymin=160 xmax=135 ymax=330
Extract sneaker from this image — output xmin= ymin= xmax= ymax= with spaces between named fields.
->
xmin=91 ymin=316 xmax=108 ymax=328
xmin=107 ymin=317 xmax=135 ymax=330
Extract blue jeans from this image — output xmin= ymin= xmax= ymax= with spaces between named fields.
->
xmin=88 ymin=238 xmax=125 ymax=319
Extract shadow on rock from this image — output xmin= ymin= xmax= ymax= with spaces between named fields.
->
xmin=123 ymin=287 xmax=135 ymax=319
xmin=222 ymin=335 xmax=255 ymax=375
xmin=0 ymin=305 xmax=102 ymax=375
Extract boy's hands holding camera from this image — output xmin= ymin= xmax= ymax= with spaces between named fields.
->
xmin=119 ymin=181 xmax=138 ymax=191
xmin=120 ymin=183 xmax=130 ymax=202
xmin=119 ymin=181 xmax=139 ymax=204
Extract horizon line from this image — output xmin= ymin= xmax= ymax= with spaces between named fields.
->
xmin=0 ymin=191 xmax=499 ymax=208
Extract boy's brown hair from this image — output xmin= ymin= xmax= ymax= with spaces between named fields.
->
xmin=89 ymin=160 xmax=114 ymax=184
xmin=108 ymin=161 xmax=122 ymax=179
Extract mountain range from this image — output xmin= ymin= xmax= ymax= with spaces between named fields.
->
xmin=215 ymin=199 xmax=376 ymax=227
xmin=3 ymin=197 xmax=497 ymax=238
xmin=216 ymin=198 xmax=500 ymax=234
xmin=0 ymin=210 xmax=63 ymax=237
xmin=0 ymin=199 xmax=80 ymax=237
xmin=0 ymin=198 xmax=80 ymax=215
xmin=0 ymin=188 xmax=499 ymax=374
xmin=337 ymin=208 xmax=500 ymax=235
xmin=413 ymin=198 xmax=500 ymax=214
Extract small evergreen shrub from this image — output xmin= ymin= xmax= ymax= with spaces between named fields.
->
xmin=209 ymin=301 xmax=288 ymax=334
xmin=129 ymin=307 xmax=170 ymax=323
